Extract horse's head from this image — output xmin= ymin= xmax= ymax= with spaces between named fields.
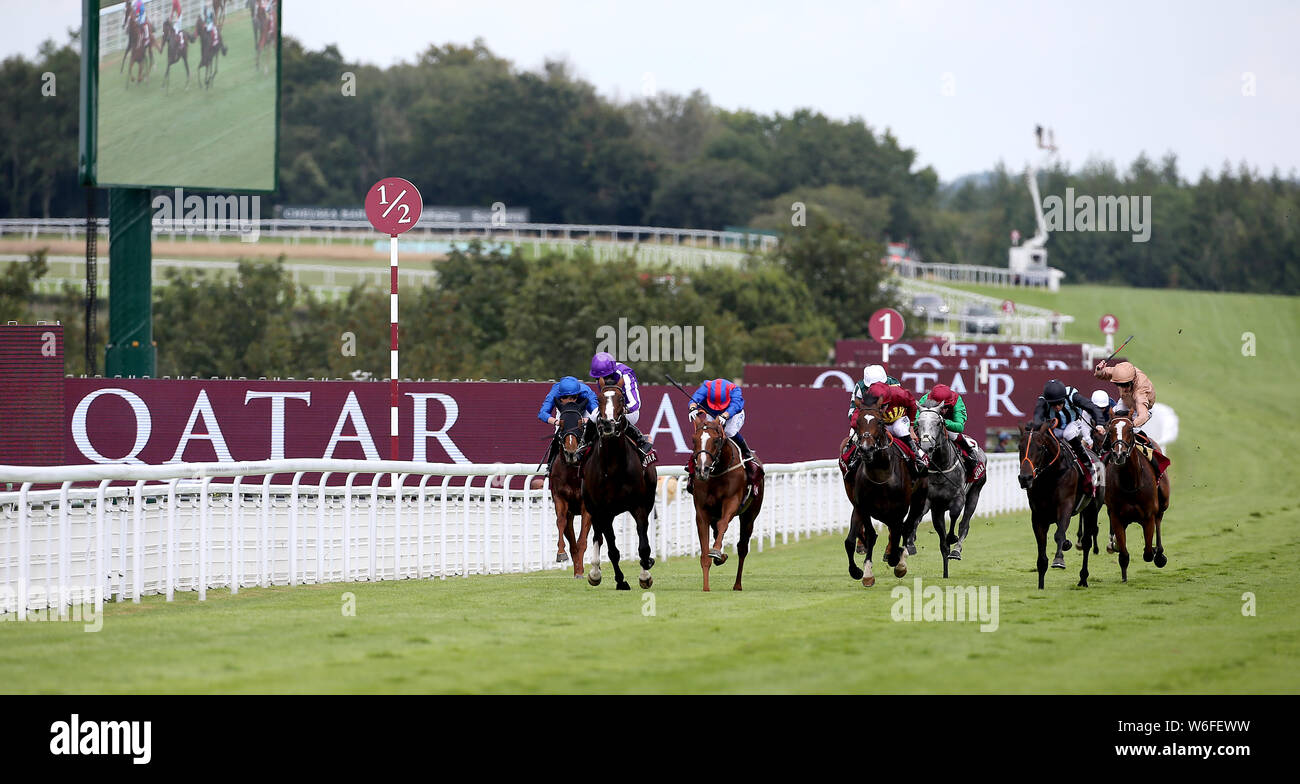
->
xmin=555 ymin=400 xmax=590 ymax=467
xmin=850 ymin=404 xmax=888 ymax=460
xmin=1018 ymin=419 xmax=1061 ymax=489
xmin=595 ymin=386 xmax=626 ymax=439
xmin=691 ymin=415 xmax=728 ymax=480
xmin=1106 ymin=414 xmax=1135 ymax=466
xmin=915 ymin=403 xmax=946 ymax=458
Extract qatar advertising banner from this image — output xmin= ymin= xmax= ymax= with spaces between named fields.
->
xmin=0 ymin=325 xmax=65 ymax=466
xmin=61 ymin=379 xmax=853 ymax=469
xmin=834 ymin=339 xmax=1090 ymax=368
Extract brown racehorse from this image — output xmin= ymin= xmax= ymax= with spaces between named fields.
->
xmin=1017 ymin=419 xmax=1102 ymax=589
xmin=195 ymin=18 xmax=228 ymax=89
xmin=689 ymin=415 xmax=764 ymax=591
xmin=213 ymin=0 xmax=228 ymax=25
xmin=547 ymin=400 xmax=594 ymax=578
xmin=581 ymin=387 xmax=657 ymax=591
xmin=121 ymin=6 xmax=154 ymax=85
xmin=842 ymin=406 xmax=928 ymax=586
xmin=1101 ymin=415 xmax=1171 ymax=581
xmin=252 ymin=0 xmax=277 ymax=74
xmin=156 ymin=22 xmax=195 ymax=92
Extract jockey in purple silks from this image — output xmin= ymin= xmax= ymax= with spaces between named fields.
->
xmin=589 ymin=351 xmax=656 ymax=466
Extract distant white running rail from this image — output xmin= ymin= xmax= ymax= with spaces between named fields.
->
xmin=0 ymin=455 xmax=1026 ymax=614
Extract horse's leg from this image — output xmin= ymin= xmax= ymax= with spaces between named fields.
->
xmin=930 ymin=504 xmax=949 ymax=579
xmin=585 ymin=511 xmax=603 ymax=586
xmin=952 ymin=484 xmax=980 ymax=560
xmin=572 ymin=505 xmax=591 ymax=578
xmin=844 ymin=507 xmax=864 ymax=582
xmin=1141 ymin=511 xmax=1157 ymax=564
xmin=603 ymin=517 xmax=628 ymax=591
xmin=1033 ymin=515 xmax=1049 ymax=590
xmin=634 ymin=506 xmax=653 ymax=589
xmin=1112 ymin=511 xmax=1130 ymax=583
xmin=1078 ymin=503 xmax=1098 ymax=588
xmin=1153 ymin=509 xmax=1168 ymax=568
xmin=697 ymin=504 xmax=714 ymax=592
xmin=1052 ymin=500 xmax=1071 ymax=569
xmin=552 ymin=493 xmax=569 ymax=563
xmin=709 ymin=496 xmax=740 ymax=565
xmin=733 ymin=507 xmax=756 ymax=591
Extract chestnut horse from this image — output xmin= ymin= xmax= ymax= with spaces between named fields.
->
xmin=121 ymin=6 xmax=154 ymax=85
xmin=195 ymin=18 xmax=227 ymax=89
xmin=689 ymin=415 xmax=764 ymax=591
xmin=252 ymin=0 xmax=276 ymax=74
xmin=581 ymin=387 xmax=657 ymax=591
xmin=1017 ymin=419 xmax=1102 ymax=589
xmin=547 ymin=400 xmax=594 ymax=577
xmin=1101 ymin=415 xmax=1171 ymax=582
xmin=156 ymin=21 xmax=194 ymax=92
xmin=843 ymin=406 xmax=928 ymax=587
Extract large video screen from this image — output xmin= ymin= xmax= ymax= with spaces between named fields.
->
xmin=88 ymin=0 xmax=280 ymax=191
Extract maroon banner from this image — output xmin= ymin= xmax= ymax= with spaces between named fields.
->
xmin=834 ymin=339 xmax=1089 ymax=368
xmin=0 ymin=325 xmax=64 ymax=466
xmin=62 ymin=380 xmax=851 ymax=468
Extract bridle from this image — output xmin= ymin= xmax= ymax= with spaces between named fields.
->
xmin=556 ymin=403 xmax=590 ymax=466
xmin=1020 ymin=422 xmax=1062 ymax=486
xmin=595 ymin=388 xmax=626 ymax=439
xmin=918 ymin=408 xmax=963 ymax=488
xmin=692 ymin=418 xmax=740 ymax=481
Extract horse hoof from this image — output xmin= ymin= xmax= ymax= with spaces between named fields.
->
xmin=906 ymin=544 xmax=917 ymax=556
xmin=862 ymin=576 xmax=875 ymax=588
xmin=1062 ymin=540 xmax=1073 ymax=552
xmin=616 ymin=581 xmax=631 ymax=591
xmin=709 ymin=549 xmax=727 ymax=566
xmin=639 ymin=574 xmax=653 ymax=589
xmin=587 ymin=571 xmax=602 ymax=586
xmin=573 ymin=573 xmax=585 ymax=580
xmin=893 ymin=563 xmax=907 ymax=578
xmin=849 ymin=566 xmax=863 ymax=581
xmin=1052 ymin=557 xmax=1066 ymax=569
xmin=556 ymin=552 xmax=569 ymax=563
xmin=1106 ymin=543 xmax=1116 ymax=554
xmin=1078 ymin=579 xmax=1089 ymax=588
xmin=1154 ymin=553 xmax=1168 ymax=568
xmin=1143 ymin=551 xmax=1154 ymax=563
xmin=949 ymin=549 xmax=962 ymax=561
xmin=733 ymin=583 xmax=743 ymax=591
xmin=855 ymin=542 xmax=866 ymax=555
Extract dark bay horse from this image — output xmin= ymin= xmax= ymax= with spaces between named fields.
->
xmin=915 ymin=403 xmax=987 ymax=573
xmin=195 ymin=19 xmax=228 ymax=89
xmin=689 ymin=416 xmax=764 ymax=591
xmin=157 ymin=22 xmax=194 ymax=92
xmin=581 ymin=387 xmax=657 ymax=591
xmin=252 ymin=0 xmax=276 ymax=74
xmin=547 ymin=400 xmax=594 ymax=578
xmin=843 ymin=406 xmax=928 ymax=586
xmin=1102 ymin=415 xmax=1171 ymax=582
xmin=1018 ymin=419 xmax=1101 ymax=589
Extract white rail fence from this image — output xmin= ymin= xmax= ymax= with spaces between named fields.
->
xmin=0 ymin=455 xmax=1028 ymax=614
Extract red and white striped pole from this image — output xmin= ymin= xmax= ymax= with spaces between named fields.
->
xmin=390 ymin=233 xmax=399 ymax=463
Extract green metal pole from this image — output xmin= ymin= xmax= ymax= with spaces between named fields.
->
xmin=105 ymin=187 xmax=155 ymax=377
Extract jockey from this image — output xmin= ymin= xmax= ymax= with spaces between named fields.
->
xmin=537 ymin=376 xmax=597 ymax=475
xmin=1094 ymin=359 xmax=1168 ymax=477
xmin=135 ymin=0 xmax=146 ymax=25
xmin=685 ymin=378 xmax=757 ymax=495
xmin=171 ymin=0 xmax=183 ymax=36
xmin=848 ymin=364 xmax=899 ymax=417
xmin=869 ymin=380 xmax=929 ymax=471
xmin=589 ymin=351 xmax=655 ymax=467
xmin=1030 ymin=379 xmax=1108 ymax=493
xmin=919 ymin=383 xmax=984 ymax=481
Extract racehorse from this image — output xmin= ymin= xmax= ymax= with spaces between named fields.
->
xmin=915 ymin=403 xmax=987 ymax=572
xmin=842 ymin=405 xmax=928 ymax=586
xmin=156 ymin=21 xmax=195 ymax=92
xmin=120 ymin=5 xmax=154 ymax=85
xmin=689 ymin=415 xmax=764 ymax=591
xmin=195 ymin=18 xmax=228 ymax=89
xmin=580 ymin=387 xmax=657 ymax=591
xmin=547 ymin=399 xmax=594 ymax=578
xmin=251 ymin=0 xmax=276 ymax=74
xmin=1017 ymin=419 xmax=1102 ymax=589
xmin=1101 ymin=415 xmax=1171 ymax=582
xmin=213 ymin=0 xmax=228 ymax=25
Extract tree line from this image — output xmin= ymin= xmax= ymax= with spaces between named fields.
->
xmin=2 ymin=34 xmax=1296 ymax=293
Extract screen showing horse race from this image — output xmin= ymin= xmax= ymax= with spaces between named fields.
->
xmin=89 ymin=0 xmax=280 ymax=191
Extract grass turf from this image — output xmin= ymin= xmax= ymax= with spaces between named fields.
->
xmin=2 ymin=284 xmax=1297 ymax=693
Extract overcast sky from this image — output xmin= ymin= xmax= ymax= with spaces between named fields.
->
xmin=8 ymin=0 xmax=1298 ymax=182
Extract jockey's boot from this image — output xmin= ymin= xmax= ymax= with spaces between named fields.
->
xmin=839 ymin=440 xmax=857 ymax=475
xmin=540 ymin=439 xmax=558 ymax=476
xmin=1068 ymin=436 xmax=1094 ymax=494
xmin=957 ymin=435 xmax=984 ymax=481
xmin=625 ymin=421 xmax=657 ymax=467
xmin=909 ymin=435 xmax=930 ymax=471
xmin=732 ymin=433 xmax=760 ymax=496
xmin=684 ymin=460 xmax=695 ymax=495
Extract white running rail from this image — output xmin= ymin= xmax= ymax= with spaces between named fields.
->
xmin=0 ymin=455 xmax=1027 ymax=614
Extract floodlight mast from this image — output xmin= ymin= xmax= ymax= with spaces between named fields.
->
xmin=1023 ymin=125 xmax=1058 ymax=251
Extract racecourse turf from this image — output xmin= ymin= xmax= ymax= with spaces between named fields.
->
xmin=96 ymin=9 xmax=276 ymax=191
xmin=1 ymin=285 xmax=1297 ymax=693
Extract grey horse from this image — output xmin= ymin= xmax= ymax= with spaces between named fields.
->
xmin=912 ymin=403 xmax=988 ymax=572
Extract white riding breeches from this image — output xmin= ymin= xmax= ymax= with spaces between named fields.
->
xmin=625 ymin=410 xmax=640 ymax=427
xmin=889 ymin=416 xmax=911 ymax=438
xmin=723 ymin=410 xmax=744 ymax=437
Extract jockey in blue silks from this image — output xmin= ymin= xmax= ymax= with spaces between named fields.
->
xmin=589 ymin=351 xmax=655 ymax=466
xmin=538 ymin=376 xmax=597 ymax=474
xmin=685 ymin=378 xmax=758 ymax=495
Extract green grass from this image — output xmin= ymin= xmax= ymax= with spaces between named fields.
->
xmin=96 ymin=9 xmax=276 ymax=190
xmin=3 ymin=284 xmax=1298 ymax=693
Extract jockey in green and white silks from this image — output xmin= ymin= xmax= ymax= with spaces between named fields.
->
xmin=848 ymin=364 xmax=899 ymax=417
